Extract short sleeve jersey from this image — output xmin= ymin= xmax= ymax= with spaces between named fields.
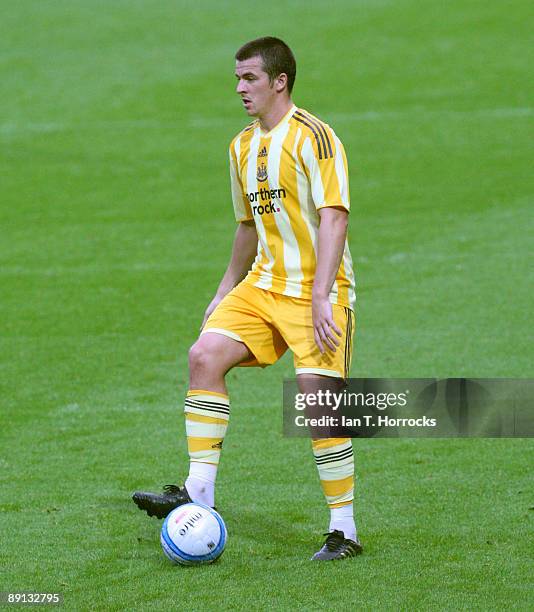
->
xmin=229 ymin=105 xmax=355 ymax=309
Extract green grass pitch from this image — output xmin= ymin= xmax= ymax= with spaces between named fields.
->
xmin=1 ymin=0 xmax=533 ymax=609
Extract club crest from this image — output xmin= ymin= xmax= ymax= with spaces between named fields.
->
xmin=256 ymin=162 xmax=268 ymax=182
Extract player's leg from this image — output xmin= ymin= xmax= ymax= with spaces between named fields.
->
xmin=281 ymin=298 xmax=361 ymax=558
xmin=297 ymin=374 xmax=358 ymax=530
xmin=184 ymin=285 xmax=286 ymax=509
xmin=183 ymin=333 xmax=251 ymax=507
xmin=297 ymin=373 xmax=361 ymax=560
xmin=132 ymin=333 xmax=250 ymax=517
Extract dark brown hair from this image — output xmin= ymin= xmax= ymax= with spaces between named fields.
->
xmin=235 ymin=36 xmax=296 ymax=94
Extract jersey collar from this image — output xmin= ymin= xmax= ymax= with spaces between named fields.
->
xmin=259 ymin=104 xmax=297 ymax=138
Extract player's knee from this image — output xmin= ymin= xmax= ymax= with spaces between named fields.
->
xmin=188 ymin=342 xmax=208 ymax=374
xmin=188 ymin=339 xmax=219 ymax=375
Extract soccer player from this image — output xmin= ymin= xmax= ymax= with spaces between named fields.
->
xmin=133 ymin=37 xmax=361 ymax=560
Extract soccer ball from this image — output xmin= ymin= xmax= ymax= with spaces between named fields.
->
xmin=160 ymin=503 xmax=227 ymax=565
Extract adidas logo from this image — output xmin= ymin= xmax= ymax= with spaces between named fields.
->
xmin=258 ymin=146 xmax=268 ymax=158
xmin=211 ymin=441 xmax=223 ymax=449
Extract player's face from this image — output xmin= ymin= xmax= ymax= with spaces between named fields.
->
xmin=235 ymin=56 xmax=276 ymax=117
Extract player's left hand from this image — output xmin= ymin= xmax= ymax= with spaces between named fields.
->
xmin=312 ymin=295 xmax=342 ymax=354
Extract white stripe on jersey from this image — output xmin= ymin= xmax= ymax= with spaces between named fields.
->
xmin=301 ymin=136 xmax=325 ymax=208
xmin=245 ymin=128 xmax=275 ymax=290
xmin=343 ymin=242 xmax=357 ymax=305
xmin=268 ymin=122 xmax=304 ymax=296
xmin=333 ymin=134 xmax=349 ymax=208
xmin=230 ymin=137 xmax=245 ymax=219
xmin=233 ymin=136 xmax=240 ymax=168
xmin=293 ymin=128 xmax=319 ymax=257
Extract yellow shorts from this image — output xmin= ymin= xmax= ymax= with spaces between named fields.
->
xmin=202 ymin=282 xmax=355 ymax=378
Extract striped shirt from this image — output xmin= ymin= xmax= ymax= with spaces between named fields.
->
xmin=229 ymin=105 xmax=356 ymax=309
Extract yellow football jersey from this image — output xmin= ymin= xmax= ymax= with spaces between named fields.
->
xmin=229 ymin=105 xmax=356 ymax=309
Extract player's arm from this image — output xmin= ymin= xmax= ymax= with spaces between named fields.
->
xmin=312 ymin=207 xmax=348 ymax=353
xmin=200 ymin=220 xmax=257 ymax=328
xmin=300 ymin=123 xmax=351 ymax=354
